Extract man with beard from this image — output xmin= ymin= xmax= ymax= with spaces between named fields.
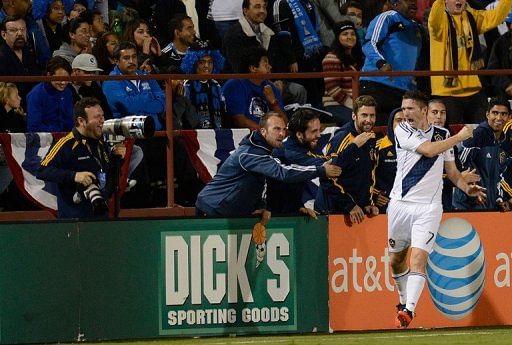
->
xmin=196 ymin=111 xmax=342 ymax=217
xmin=0 ymin=16 xmax=40 ymax=106
xmin=267 ymin=106 xmax=372 ymax=216
xmin=37 ymin=97 xmax=126 ymax=218
xmin=315 ymin=95 xmax=379 ymax=223
xmin=453 ymin=97 xmax=512 ymax=210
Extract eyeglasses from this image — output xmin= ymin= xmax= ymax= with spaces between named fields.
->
xmin=5 ymin=27 xmax=26 ymax=34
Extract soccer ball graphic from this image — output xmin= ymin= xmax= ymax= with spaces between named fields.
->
xmin=426 ymin=217 xmax=486 ymax=320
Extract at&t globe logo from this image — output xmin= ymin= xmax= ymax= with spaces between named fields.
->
xmin=426 ymin=217 xmax=485 ymax=320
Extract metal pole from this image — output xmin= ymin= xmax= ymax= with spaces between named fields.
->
xmin=165 ymin=78 xmax=175 ymax=207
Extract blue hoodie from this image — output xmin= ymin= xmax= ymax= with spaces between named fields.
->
xmin=196 ymin=131 xmax=327 ymax=216
xmin=27 ymin=82 xmax=74 ymax=132
xmin=102 ymin=66 xmax=166 ymax=130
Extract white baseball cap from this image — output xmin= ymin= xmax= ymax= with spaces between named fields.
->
xmin=72 ymin=54 xmax=103 ymax=72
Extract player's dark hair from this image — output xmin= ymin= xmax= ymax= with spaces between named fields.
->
xmin=74 ymin=97 xmax=101 ymax=125
xmin=239 ymin=46 xmax=267 ymax=73
xmin=403 ymin=90 xmax=429 ymax=108
xmin=112 ymin=41 xmax=137 ymax=60
xmin=487 ymin=97 xmax=511 ymax=113
xmin=169 ymin=13 xmax=192 ymax=41
xmin=288 ymin=109 xmax=320 ymax=139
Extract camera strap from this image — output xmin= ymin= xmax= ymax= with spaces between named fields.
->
xmin=84 ymin=140 xmax=107 ymax=173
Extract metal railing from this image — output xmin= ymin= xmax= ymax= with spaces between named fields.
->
xmin=0 ymin=67 xmax=507 ymax=220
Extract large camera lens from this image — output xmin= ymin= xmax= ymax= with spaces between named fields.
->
xmin=103 ymin=116 xmax=156 ymax=139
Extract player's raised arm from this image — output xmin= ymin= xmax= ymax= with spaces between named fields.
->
xmin=416 ymin=126 xmax=473 ymax=158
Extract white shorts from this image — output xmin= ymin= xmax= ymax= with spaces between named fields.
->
xmin=387 ymin=199 xmax=443 ymax=253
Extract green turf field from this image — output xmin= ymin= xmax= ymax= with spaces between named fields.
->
xmin=64 ymin=328 xmax=512 ymax=345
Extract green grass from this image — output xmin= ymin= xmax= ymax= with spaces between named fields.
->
xmin=65 ymin=328 xmax=512 ymax=345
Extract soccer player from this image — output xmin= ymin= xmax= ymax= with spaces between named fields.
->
xmin=388 ymin=91 xmax=486 ymax=328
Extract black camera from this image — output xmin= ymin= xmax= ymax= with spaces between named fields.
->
xmin=102 ymin=115 xmax=155 ymax=139
xmin=74 ymin=181 xmax=108 ymax=215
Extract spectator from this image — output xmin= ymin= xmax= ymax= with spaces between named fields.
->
xmin=0 ymin=0 xmax=52 ymax=69
xmin=428 ymin=0 xmax=512 ymax=125
xmin=222 ymin=46 xmax=284 ymax=129
xmin=122 ymin=19 xmax=169 ymax=73
xmin=322 ymin=20 xmax=364 ymax=126
xmin=32 ymin=0 xmax=66 ymax=53
xmin=67 ymin=0 xmax=87 ymax=21
xmin=487 ymin=17 xmax=512 ymax=99
xmin=160 ymin=13 xmax=197 ymax=74
xmin=53 ymin=16 xmax=91 ymax=64
xmin=37 ymin=97 xmax=126 ymax=218
xmin=339 ymin=0 xmax=366 ymax=41
xmin=315 ymin=95 xmax=379 ymax=224
xmin=102 ymin=41 xmax=166 ymax=130
xmin=222 ymin=0 xmax=279 ymax=73
xmin=195 ymin=111 xmax=342 ymax=217
xmin=372 ymin=108 xmax=405 ymax=213
xmin=90 ymin=10 xmax=107 ymax=40
xmin=208 ymin=0 xmax=243 ymax=43
xmin=181 ymin=40 xmax=225 ymax=129
xmin=152 ymin=0 xmax=186 ymax=43
xmin=311 ymin=0 xmax=352 ymax=48
xmin=0 ymin=15 xmax=41 ymax=107
xmin=271 ymin=0 xmax=325 ymax=107
xmin=222 ymin=0 xmax=307 ymax=105
xmin=27 ymin=56 xmax=74 ymax=132
xmin=70 ymin=53 xmax=112 ymax=119
xmin=453 ymin=97 xmax=512 ymax=210
xmin=0 ymin=82 xmax=26 ymax=132
xmin=359 ymin=0 xmax=424 ymax=126
xmin=92 ymin=31 xmax=119 ymax=74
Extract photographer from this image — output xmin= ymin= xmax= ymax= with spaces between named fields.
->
xmin=37 ymin=97 xmax=126 ymax=218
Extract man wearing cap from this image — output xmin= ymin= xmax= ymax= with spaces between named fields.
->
xmin=359 ymin=0 xmax=424 ymax=126
xmin=71 ymin=53 xmax=112 ymax=119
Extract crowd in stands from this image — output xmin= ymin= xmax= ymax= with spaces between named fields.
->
xmin=0 ymin=0 xmax=512 ymax=215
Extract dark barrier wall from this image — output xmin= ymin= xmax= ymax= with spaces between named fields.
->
xmin=0 ymin=216 xmax=328 ymax=344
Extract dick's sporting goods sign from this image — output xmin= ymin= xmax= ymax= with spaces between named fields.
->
xmin=159 ymin=227 xmax=296 ymax=335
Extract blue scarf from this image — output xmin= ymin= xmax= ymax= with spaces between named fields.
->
xmin=287 ymin=0 xmax=323 ymax=59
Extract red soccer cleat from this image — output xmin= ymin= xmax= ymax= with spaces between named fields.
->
xmin=396 ymin=308 xmax=414 ymax=328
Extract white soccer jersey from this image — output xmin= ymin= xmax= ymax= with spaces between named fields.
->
xmin=390 ymin=122 xmax=454 ymax=204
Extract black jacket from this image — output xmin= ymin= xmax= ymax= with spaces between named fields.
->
xmin=37 ymin=128 xmax=116 ymax=218
xmin=0 ymin=43 xmax=41 ymax=106
xmin=315 ymin=121 xmax=377 ymax=213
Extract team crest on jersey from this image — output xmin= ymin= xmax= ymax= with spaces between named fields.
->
xmin=386 ymin=151 xmax=394 ymax=157
xmin=500 ymin=151 xmax=507 ymax=164
xmin=434 ymin=133 xmax=444 ymax=142
xmin=388 ymin=238 xmax=395 ymax=248
xmin=369 ymin=147 xmax=376 ymax=160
